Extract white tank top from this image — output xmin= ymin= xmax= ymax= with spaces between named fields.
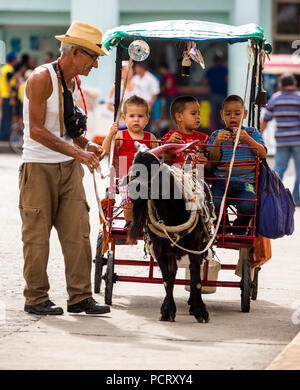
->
xmin=22 ymin=63 xmax=78 ymax=163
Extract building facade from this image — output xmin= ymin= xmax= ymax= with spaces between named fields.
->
xmin=0 ymin=0 xmax=297 ymax=101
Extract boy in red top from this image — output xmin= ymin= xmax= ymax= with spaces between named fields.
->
xmin=103 ymin=95 xmax=157 ymax=224
xmin=161 ymin=96 xmax=209 ymax=166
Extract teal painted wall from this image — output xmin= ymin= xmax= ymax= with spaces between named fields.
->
xmin=260 ymin=0 xmax=272 ymax=45
xmin=119 ymin=0 xmax=234 ymax=12
xmin=2 ymin=27 xmax=67 ymax=65
xmin=0 ymin=0 xmax=70 ymax=11
xmin=120 ymin=12 xmax=229 ymax=25
xmin=0 ymin=0 xmax=274 ymax=99
xmin=0 ymin=11 xmax=70 ymax=26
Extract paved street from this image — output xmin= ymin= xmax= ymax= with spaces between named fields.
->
xmin=0 ymin=151 xmax=299 ymax=370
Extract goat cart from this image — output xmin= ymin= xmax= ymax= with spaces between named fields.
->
xmin=93 ymin=20 xmax=271 ymax=318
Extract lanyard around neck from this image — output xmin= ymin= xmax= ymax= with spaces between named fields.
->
xmin=56 ymin=58 xmax=88 ymax=140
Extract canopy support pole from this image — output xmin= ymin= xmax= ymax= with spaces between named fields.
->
xmin=114 ymin=44 xmax=123 ymax=121
xmin=248 ymin=44 xmax=258 ymax=128
xmin=256 ymin=41 xmax=264 ymax=132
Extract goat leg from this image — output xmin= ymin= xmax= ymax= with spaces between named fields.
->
xmin=158 ymin=259 xmax=177 ymax=322
xmin=189 ymin=256 xmax=209 ymax=323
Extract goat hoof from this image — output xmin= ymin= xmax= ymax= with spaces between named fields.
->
xmin=160 ymin=316 xmax=175 ymax=322
xmin=195 ymin=313 xmax=210 ymax=323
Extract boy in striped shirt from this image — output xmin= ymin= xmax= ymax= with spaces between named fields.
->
xmin=208 ymin=95 xmax=267 ymax=235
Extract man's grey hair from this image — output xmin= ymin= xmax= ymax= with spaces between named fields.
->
xmin=60 ymin=42 xmax=76 ymax=54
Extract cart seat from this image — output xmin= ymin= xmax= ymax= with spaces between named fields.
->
xmin=214 ymin=233 xmax=254 ymax=250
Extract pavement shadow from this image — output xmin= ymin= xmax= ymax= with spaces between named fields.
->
xmin=121 ymin=292 xmax=299 ymax=347
xmin=40 ymin=289 xmax=299 ymax=353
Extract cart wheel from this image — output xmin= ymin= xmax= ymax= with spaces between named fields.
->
xmin=251 ymin=267 xmax=261 ymax=301
xmin=94 ymin=230 xmax=106 ymax=294
xmin=104 ymin=250 xmax=116 ymax=305
xmin=240 ymin=248 xmax=251 ymax=313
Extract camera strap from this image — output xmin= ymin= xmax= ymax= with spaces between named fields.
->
xmin=52 ymin=59 xmax=88 ymax=139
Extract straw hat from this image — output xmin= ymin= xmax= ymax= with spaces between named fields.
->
xmin=55 ymin=21 xmax=109 ymax=56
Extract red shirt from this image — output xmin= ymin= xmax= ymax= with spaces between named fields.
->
xmin=162 ymin=72 xmax=178 ymax=96
xmin=117 ymin=129 xmax=152 ymax=175
xmin=161 ymin=130 xmax=208 ymax=165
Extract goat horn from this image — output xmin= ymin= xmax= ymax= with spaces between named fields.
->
xmin=134 ymin=141 xmax=150 ymax=152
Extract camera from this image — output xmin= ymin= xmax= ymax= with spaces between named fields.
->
xmin=64 ymin=105 xmax=87 ymax=139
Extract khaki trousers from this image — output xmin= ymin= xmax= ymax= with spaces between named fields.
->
xmin=19 ymin=159 xmax=92 ymax=306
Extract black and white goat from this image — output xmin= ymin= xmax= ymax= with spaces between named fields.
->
xmin=127 ymin=142 xmax=215 ymax=323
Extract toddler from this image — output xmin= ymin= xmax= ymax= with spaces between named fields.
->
xmin=103 ymin=95 xmax=157 ymax=224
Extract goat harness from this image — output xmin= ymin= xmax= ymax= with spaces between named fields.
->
xmin=145 ymin=164 xmax=216 ymax=255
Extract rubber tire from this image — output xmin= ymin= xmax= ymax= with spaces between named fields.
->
xmin=240 ymin=249 xmax=251 ymax=313
xmin=104 ymin=250 xmax=115 ymax=306
xmin=251 ymin=267 xmax=260 ymax=301
xmin=94 ymin=230 xmax=104 ymax=294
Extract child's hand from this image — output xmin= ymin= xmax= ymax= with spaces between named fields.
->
xmin=168 ymin=132 xmax=184 ymax=143
xmin=215 ymin=130 xmax=231 ymax=144
xmin=233 ymin=129 xmax=251 ymax=143
xmin=110 ymin=122 xmax=119 ymax=135
xmin=199 ymin=155 xmax=208 ymax=162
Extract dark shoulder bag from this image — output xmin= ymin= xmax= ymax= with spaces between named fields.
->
xmin=256 ymin=158 xmax=295 ymax=239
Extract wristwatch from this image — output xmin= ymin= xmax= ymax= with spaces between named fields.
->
xmin=84 ymin=141 xmax=92 ymax=151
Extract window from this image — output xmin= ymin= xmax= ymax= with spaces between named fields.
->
xmin=273 ymin=0 xmax=300 ymax=53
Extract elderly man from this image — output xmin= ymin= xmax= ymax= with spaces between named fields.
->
xmin=19 ymin=21 xmax=110 ymax=315
xmin=261 ymin=73 xmax=300 ymax=206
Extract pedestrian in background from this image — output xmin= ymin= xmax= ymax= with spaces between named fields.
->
xmin=0 ymin=52 xmax=18 ymax=141
xmin=159 ymin=63 xmax=178 ymax=118
xmin=13 ymin=61 xmax=27 ymax=124
xmin=203 ymin=51 xmax=228 ymax=130
xmin=107 ymin=60 xmax=141 ymax=129
xmin=19 ymin=21 xmax=110 ymax=316
xmin=261 ymin=73 xmax=300 ymax=206
xmin=43 ymin=51 xmax=54 ymax=64
xmin=132 ymin=62 xmax=160 ymax=132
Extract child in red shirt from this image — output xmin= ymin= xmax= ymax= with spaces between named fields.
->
xmin=103 ymin=95 xmax=157 ymax=223
xmin=160 ymin=96 xmax=209 ymax=166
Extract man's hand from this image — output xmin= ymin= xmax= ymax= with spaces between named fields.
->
xmin=9 ymin=97 xmax=17 ymax=107
xmin=87 ymin=142 xmax=106 ymax=160
xmin=75 ymin=149 xmax=101 ymax=174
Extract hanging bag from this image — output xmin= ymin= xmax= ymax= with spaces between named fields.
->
xmin=256 ymin=158 xmax=295 ymax=239
xmin=252 ymin=234 xmax=272 ymax=268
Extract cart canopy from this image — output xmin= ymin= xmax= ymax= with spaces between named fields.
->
xmin=102 ymin=20 xmax=268 ymax=52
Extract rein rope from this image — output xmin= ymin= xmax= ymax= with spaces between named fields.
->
xmin=109 ymin=57 xmax=134 ymax=168
xmin=146 ymin=164 xmax=216 ymax=255
xmin=146 ymin=62 xmax=251 ymax=255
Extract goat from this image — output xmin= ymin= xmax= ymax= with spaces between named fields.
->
xmin=127 ymin=142 xmax=215 ymax=323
